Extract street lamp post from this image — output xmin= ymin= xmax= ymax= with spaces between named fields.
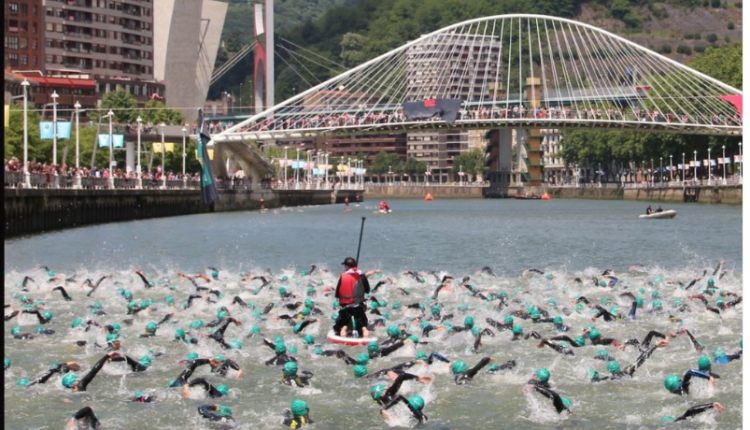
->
xmin=107 ymin=109 xmax=115 ymax=189
xmin=160 ymin=122 xmax=166 ymax=189
xmin=182 ymin=126 xmax=187 ymax=188
xmin=669 ymin=155 xmax=673 ymax=183
xmin=73 ymin=101 xmax=82 ymax=188
xmin=739 ymin=142 xmax=743 ymax=184
xmin=722 ymin=145 xmax=726 ymax=185
xmin=136 ymin=116 xmax=142 ymax=189
xmin=240 ymin=83 xmax=243 ymax=111
xmin=659 ymin=157 xmax=663 ymax=186
xmin=295 ymin=147 xmax=301 ymax=190
xmin=650 ymin=158 xmax=654 ymax=186
xmin=707 ymin=147 xmax=712 ymax=185
xmin=51 ymin=91 xmax=59 ymax=188
xmin=693 ymin=150 xmax=698 ymax=185
xmin=21 ymin=79 xmax=31 ymax=188
xmin=682 ymin=153 xmax=685 ymax=183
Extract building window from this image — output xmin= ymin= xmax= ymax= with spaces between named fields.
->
xmin=32 ymin=56 xmax=37 ymax=66
xmin=9 ymin=3 xmax=19 ymax=15
xmin=20 ymin=38 xmax=27 ymax=49
xmin=8 ymin=53 xmax=18 ymax=66
xmin=7 ymin=36 xmax=19 ymax=49
xmin=20 ymin=3 xmax=27 ymax=15
xmin=32 ymin=40 xmax=37 ymax=49
xmin=32 ymin=23 xmax=37 ymax=34
xmin=20 ymin=55 xmax=27 ymax=65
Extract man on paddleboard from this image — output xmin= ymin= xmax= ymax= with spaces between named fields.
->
xmin=334 ymin=257 xmax=371 ymax=338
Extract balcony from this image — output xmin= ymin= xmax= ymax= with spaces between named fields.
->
xmin=65 ymin=0 xmax=93 ymax=7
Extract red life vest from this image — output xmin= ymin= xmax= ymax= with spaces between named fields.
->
xmin=338 ymin=269 xmax=362 ymax=305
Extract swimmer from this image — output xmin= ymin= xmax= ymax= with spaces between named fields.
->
xmin=20 ymin=361 xmax=82 ymax=386
xmin=128 ymin=390 xmax=156 ymax=403
xmin=83 ymin=275 xmax=110 ymax=297
xmin=451 ymin=357 xmax=493 ymax=384
xmin=662 ymin=402 xmax=725 ymax=423
xmin=51 ymin=286 xmax=74 ymax=301
xmin=664 ymin=369 xmax=715 ymax=395
xmin=198 ymin=405 xmax=234 ymax=422
xmin=181 ymin=378 xmax=229 ymax=398
xmin=66 ymin=406 xmax=100 ymax=430
xmin=265 ymin=342 xmax=297 ymax=366
xmin=281 ymin=361 xmax=314 ymax=387
xmin=283 ymin=399 xmax=313 ymax=428
xmin=380 ymin=394 xmax=428 ymax=425
xmin=61 ymin=352 xmax=121 ymax=392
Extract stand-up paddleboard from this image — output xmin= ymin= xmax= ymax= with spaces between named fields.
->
xmin=327 ymin=330 xmax=377 ymax=346
xmin=373 ymin=209 xmax=392 ymax=214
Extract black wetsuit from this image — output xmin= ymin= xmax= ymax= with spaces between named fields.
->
xmin=266 ymin=353 xmax=297 ymax=366
xmin=72 ymin=354 xmax=110 ymax=391
xmin=374 ymin=373 xmax=420 ymax=405
xmin=382 ymin=395 xmax=428 ymax=424
xmin=674 ymin=404 xmax=720 ymax=422
xmin=282 ymin=411 xmax=313 ymax=428
xmin=282 ymin=370 xmax=314 ymax=387
xmin=110 ymin=355 xmax=149 ymax=372
xmin=454 ymin=357 xmax=491 ymax=384
xmin=539 ymin=339 xmax=575 ymax=356
xmin=170 ymin=359 xmax=212 ymax=387
xmin=669 ymin=369 xmax=712 ymax=395
xmin=212 ymin=359 xmax=241 ymax=377
xmin=187 ymin=378 xmax=225 ymax=398
xmin=533 ymin=385 xmax=569 ymax=414
xmin=70 ymin=406 xmax=101 ymax=429
xmin=28 ymin=362 xmax=76 ymax=386
xmin=367 ymin=361 xmax=419 ymax=379
xmin=198 ymin=405 xmax=234 ymax=422
xmin=369 ymin=339 xmax=407 ymax=358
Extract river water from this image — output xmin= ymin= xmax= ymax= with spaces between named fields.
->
xmin=4 ymin=198 xmax=742 ymax=430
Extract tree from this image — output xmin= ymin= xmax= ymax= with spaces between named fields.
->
xmin=140 ymin=99 xmax=185 ymax=126
xmin=370 ymin=151 xmax=400 ymax=175
xmin=451 ymin=149 xmax=487 ymax=182
xmin=610 ymin=0 xmax=631 ymax=19
xmin=340 ymin=33 xmax=369 ymax=67
xmin=5 ymin=104 xmax=46 ymax=162
xmin=90 ymin=89 xmax=139 ymax=124
xmin=688 ymin=44 xmax=742 ymax=89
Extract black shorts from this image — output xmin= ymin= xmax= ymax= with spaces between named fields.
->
xmin=333 ymin=304 xmax=368 ymax=335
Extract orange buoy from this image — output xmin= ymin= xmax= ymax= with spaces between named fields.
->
xmin=541 ymin=191 xmax=550 ymax=200
xmin=425 ymin=193 xmax=434 ymax=201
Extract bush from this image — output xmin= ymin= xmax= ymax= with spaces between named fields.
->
xmin=735 ymin=1 xmax=742 ymax=7
xmin=676 ymin=45 xmax=693 ymax=54
xmin=724 ymin=35 xmax=731 ymax=43
xmin=702 ymin=0 xmax=708 ymax=6
xmin=727 ymin=22 xmax=735 ymax=30
xmin=650 ymin=5 xmax=669 ymax=18
xmin=705 ymin=33 xmax=718 ymax=43
xmin=694 ymin=45 xmax=706 ymax=53
xmin=658 ymin=44 xmax=673 ymax=54
xmin=711 ymin=0 xmax=721 ymax=6
xmin=623 ymin=11 xmax=642 ymax=28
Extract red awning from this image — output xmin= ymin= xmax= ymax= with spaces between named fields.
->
xmin=26 ymin=76 xmax=96 ymax=89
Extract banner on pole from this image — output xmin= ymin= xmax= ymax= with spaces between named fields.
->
xmin=40 ymin=122 xmax=54 ymax=139
xmin=98 ymin=134 xmax=125 ymax=148
xmin=56 ymin=121 xmax=71 ymax=139
xmin=4 ymin=105 xmax=9 ymax=127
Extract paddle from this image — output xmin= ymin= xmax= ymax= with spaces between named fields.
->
xmin=355 ymin=217 xmax=366 ymax=263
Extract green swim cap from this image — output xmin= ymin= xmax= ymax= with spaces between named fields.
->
xmin=279 ymin=287 xmax=287 ymax=295
xmin=408 ymin=335 xmax=419 ymax=344
xmin=530 ymin=308 xmax=540 ymax=318
xmin=218 ymin=311 xmax=229 ymax=320
xmin=353 ymin=365 xmax=368 ymax=378
xmin=187 ymin=352 xmax=199 ymax=360
xmin=458 ymin=303 xmax=469 ymax=312
xmin=106 ymin=334 xmax=119 ymax=344
xmin=599 ymin=280 xmax=606 ymax=287
xmin=662 ymin=416 xmax=676 ymax=423
xmin=250 ymin=325 xmax=261 ymax=335
xmin=607 ymin=361 xmax=620 ymax=374
xmin=464 ymin=316 xmax=475 ymax=328
xmin=217 ymin=405 xmax=233 ymax=417
xmin=673 ymin=298 xmax=683 ymax=307
xmin=214 ymin=355 xmax=226 ymax=363
xmin=371 ymin=384 xmax=386 ymax=400
xmin=698 ymin=356 xmax=711 ymax=371
xmin=664 ymin=374 xmax=680 ymax=392
xmin=275 ymin=343 xmax=287 ymax=354
xmin=357 ymin=353 xmax=370 ymax=365
xmin=291 ymin=399 xmax=308 ymax=417
xmin=304 ymin=299 xmax=315 ymax=308
xmin=134 ymin=390 xmax=144 ymax=398
xmin=111 ymin=323 xmax=121 ymax=332
xmin=229 ymin=340 xmax=242 ymax=349
xmin=314 ymin=347 xmax=323 ymax=355
xmin=504 ymin=316 xmax=514 ymax=325
xmin=547 ymin=299 xmax=557 ymax=307
xmin=301 ymin=307 xmax=311 ymax=316
xmin=303 ymin=334 xmax=315 ymax=345
xmin=283 ymin=361 xmax=298 ymax=376
xmin=175 ymin=329 xmax=186 ymax=339
xmin=288 ymin=346 xmax=298 ymax=354
xmin=713 ymin=348 xmax=726 ymax=359
xmin=652 ymin=300 xmax=662 ymax=310
xmin=471 ymin=326 xmax=481 ymax=336
xmin=307 ymin=287 xmax=315 ymax=295
xmin=391 ymin=301 xmax=401 ymax=310
xmin=17 ymin=378 xmax=30 ymax=387
xmin=589 ymin=369 xmax=600 ymax=381
xmin=4 ymin=358 xmax=10 ymax=369
xmin=415 ymin=352 xmax=428 ymax=361
xmin=553 ymin=316 xmax=563 ymax=325
xmin=609 ymin=306 xmax=619 ymax=315
xmin=430 ymin=305 xmax=441 ymax=316
xmin=62 ymin=373 xmax=78 ymax=388
xmin=124 ymin=291 xmax=133 ymax=300
xmin=331 ymin=313 xmax=338 ymax=320
xmin=42 ymin=311 xmax=52 ymax=322
xmin=387 ymin=326 xmax=400 ymax=337
xmin=597 ymin=349 xmax=608 ymax=357
xmin=545 ymin=273 xmax=554 ymax=280
xmin=651 ymin=290 xmax=659 ymax=299
xmin=575 ymin=303 xmax=584 ymax=312
xmin=499 ymin=291 xmax=508 ymax=298
xmin=452 ymin=360 xmax=468 ymax=374
xmin=601 ymin=298 xmax=610 ymax=305
xmin=708 ymin=278 xmax=714 ymax=287
xmin=561 ymin=398 xmax=571 ymax=410
xmin=512 ymin=325 xmax=523 ymax=335
xmin=190 ymin=320 xmax=204 ymax=329
xmin=575 ymin=336 xmax=585 ymax=347
xmin=367 ymin=341 xmax=379 ymax=352
xmin=535 ymin=368 xmax=550 ymax=383
xmin=639 ymin=288 xmax=646 ymax=295
xmin=145 ymin=322 xmax=158 ymax=334
xmin=72 ymin=318 xmax=83 ymax=328
xmin=333 ymin=299 xmax=339 ymax=309
xmin=635 ymin=297 xmax=644 ymax=307
xmin=589 ymin=329 xmax=601 ymax=340
xmin=165 ymin=296 xmax=174 ymax=305
xmin=370 ymin=301 xmax=379 ymax=310
xmin=140 ymin=356 xmax=152 ymax=367
xmin=407 ymin=395 xmax=425 ymax=411
xmin=280 ymin=276 xmax=289 ymax=282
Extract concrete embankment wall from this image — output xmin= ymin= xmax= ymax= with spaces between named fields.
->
xmin=364 ymin=185 xmax=484 ymax=198
xmin=4 ymin=188 xmax=360 ymax=238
